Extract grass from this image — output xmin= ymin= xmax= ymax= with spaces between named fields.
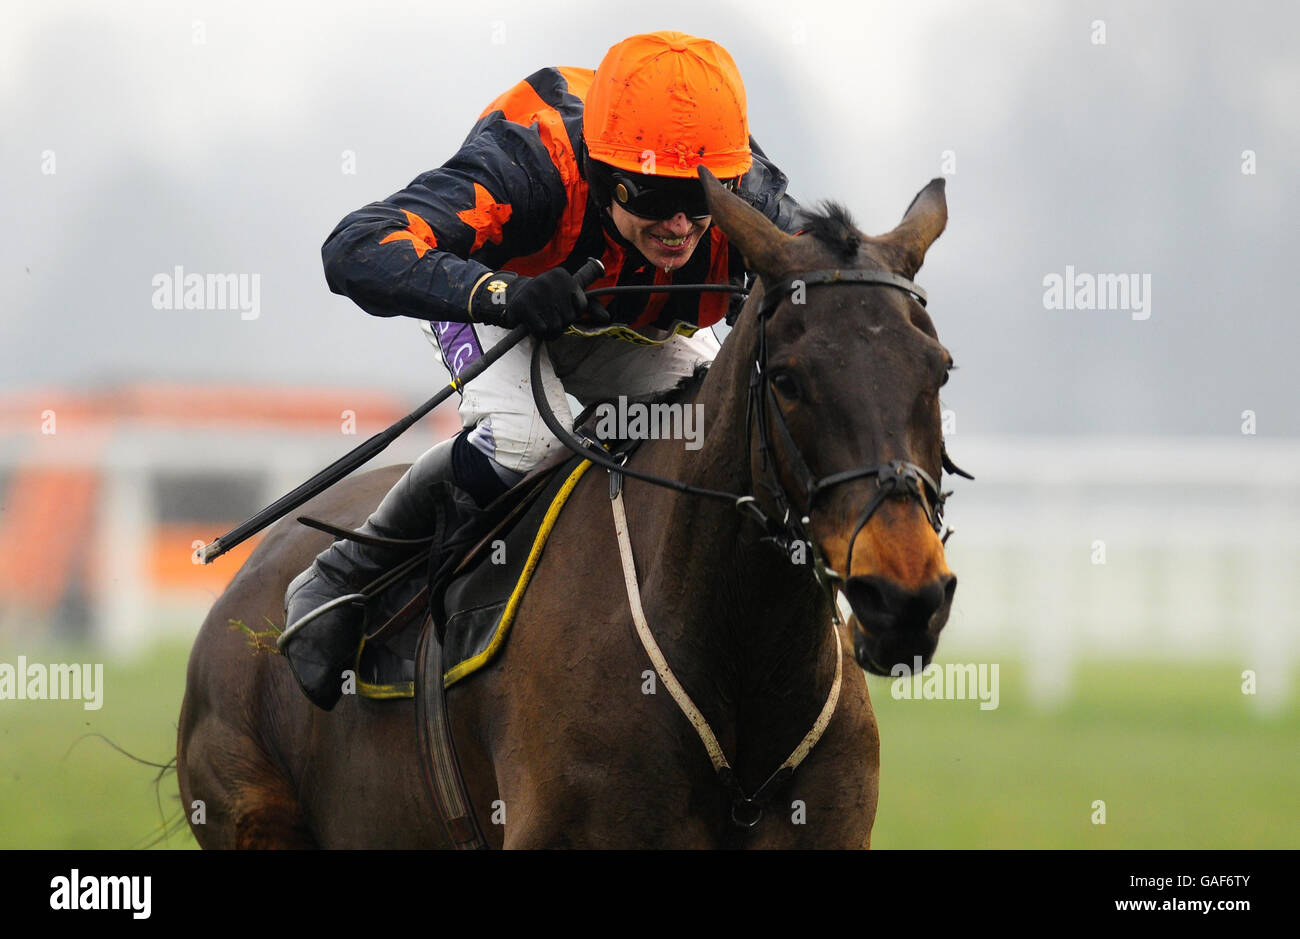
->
xmin=0 ymin=641 xmax=198 ymax=849
xmin=866 ymin=660 xmax=1300 ymax=848
xmin=0 ymin=642 xmax=1295 ymax=848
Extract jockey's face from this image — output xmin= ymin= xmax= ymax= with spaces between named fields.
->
xmin=608 ymin=202 xmax=711 ymax=272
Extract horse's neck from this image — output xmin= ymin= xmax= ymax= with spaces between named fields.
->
xmin=623 ymin=324 xmax=839 ymax=784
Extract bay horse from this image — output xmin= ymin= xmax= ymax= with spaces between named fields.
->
xmin=176 ymin=170 xmax=958 ymax=848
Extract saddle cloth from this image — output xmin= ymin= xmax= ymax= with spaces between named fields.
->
xmin=353 ymin=456 xmax=593 ymax=699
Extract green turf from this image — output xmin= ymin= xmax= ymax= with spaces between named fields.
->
xmin=0 ymin=643 xmax=1294 ymax=848
xmin=866 ymin=660 xmax=1300 ymax=848
xmin=0 ymin=641 xmax=198 ymax=849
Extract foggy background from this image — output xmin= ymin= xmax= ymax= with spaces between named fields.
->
xmin=3 ymin=0 xmax=1296 ymax=436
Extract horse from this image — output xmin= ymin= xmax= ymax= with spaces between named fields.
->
xmin=176 ymin=169 xmax=958 ymax=848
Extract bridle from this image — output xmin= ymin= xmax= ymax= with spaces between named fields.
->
xmin=745 ymin=269 xmax=973 ymax=591
xmin=534 ymin=264 xmax=973 ymax=612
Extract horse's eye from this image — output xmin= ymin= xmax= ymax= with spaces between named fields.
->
xmin=770 ymin=372 xmax=800 ymax=401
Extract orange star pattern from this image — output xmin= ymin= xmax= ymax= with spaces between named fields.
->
xmin=379 ymin=210 xmax=438 ymax=258
xmin=457 ymin=183 xmax=513 ymax=253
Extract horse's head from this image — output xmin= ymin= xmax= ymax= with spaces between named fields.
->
xmin=701 ymin=167 xmax=957 ymax=676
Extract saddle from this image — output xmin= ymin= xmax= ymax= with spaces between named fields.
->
xmin=339 ymin=453 xmax=594 ymax=699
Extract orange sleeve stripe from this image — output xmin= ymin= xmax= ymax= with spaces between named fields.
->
xmin=479 ymin=69 xmax=594 ymax=276
xmin=555 ymin=66 xmax=595 ymax=103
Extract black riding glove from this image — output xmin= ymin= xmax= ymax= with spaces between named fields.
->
xmin=471 ymin=267 xmax=602 ymax=339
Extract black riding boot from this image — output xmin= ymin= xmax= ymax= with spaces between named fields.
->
xmin=281 ymin=434 xmax=502 ymax=710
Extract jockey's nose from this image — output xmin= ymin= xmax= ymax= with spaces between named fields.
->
xmin=658 ymin=213 xmax=692 ymax=236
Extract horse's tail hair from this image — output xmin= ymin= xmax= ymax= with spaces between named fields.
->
xmin=65 ymin=732 xmax=189 ymax=848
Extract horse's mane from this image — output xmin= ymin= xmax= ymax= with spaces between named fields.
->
xmin=673 ymin=362 xmax=710 ymax=398
xmin=639 ymin=362 xmax=710 ymax=407
xmin=577 ymin=363 xmax=710 ymax=443
xmin=799 ymin=201 xmax=861 ymax=262
xmin=581 ymin=362 xmax=703 ymax=413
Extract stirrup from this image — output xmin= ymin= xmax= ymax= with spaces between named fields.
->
xmin=277 ymin=592 xmax=367 ymax=649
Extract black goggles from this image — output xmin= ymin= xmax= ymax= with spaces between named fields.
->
xmin=608 ymin=171 xmax=739 ymax=221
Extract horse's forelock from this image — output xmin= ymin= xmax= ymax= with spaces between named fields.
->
xmin=798 ymin=202 xmax=862 ymax=264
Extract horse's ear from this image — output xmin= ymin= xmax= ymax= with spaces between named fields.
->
xmin=883 ymin=178 xmax=948 ymax=279
xmin=699 ymin=165 xmax=796 ymax=278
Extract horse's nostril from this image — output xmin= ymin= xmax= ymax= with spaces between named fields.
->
xmin=914 ymin=580 xmax=945 ymax=621
xmin=846 ymin=574 xmax=954 ymax=632
xmin=845 ymin=576 xmax=890 ymax=616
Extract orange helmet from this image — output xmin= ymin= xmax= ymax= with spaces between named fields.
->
xmin=584 ymin=31 xmax=752 ymax=180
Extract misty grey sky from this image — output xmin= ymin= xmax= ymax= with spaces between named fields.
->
xmin=3 ymin=0 xmax=1297 ymax=436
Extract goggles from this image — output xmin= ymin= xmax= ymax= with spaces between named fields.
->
xmin=607 ymin=170 xmax=739 ymax=221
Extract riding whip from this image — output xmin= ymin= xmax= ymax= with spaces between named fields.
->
xmin=196 ymin=256 xmax=606 ymax=564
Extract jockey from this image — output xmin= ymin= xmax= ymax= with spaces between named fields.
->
xmin=283 ymin=30 xmax=803 ymax=709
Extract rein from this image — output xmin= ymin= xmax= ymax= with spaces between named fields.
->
xmin=527 ymin=265 xmax=971 ymax=829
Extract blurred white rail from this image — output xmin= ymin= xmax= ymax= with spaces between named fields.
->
xmin=2 ymin=430 xmax=1296 ymax=715
xmin=938 ymin=435 xmax=1299 ymax=713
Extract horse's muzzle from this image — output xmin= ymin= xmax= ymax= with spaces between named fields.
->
xmin=844 ymin=573 xmax=956 ymax=675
